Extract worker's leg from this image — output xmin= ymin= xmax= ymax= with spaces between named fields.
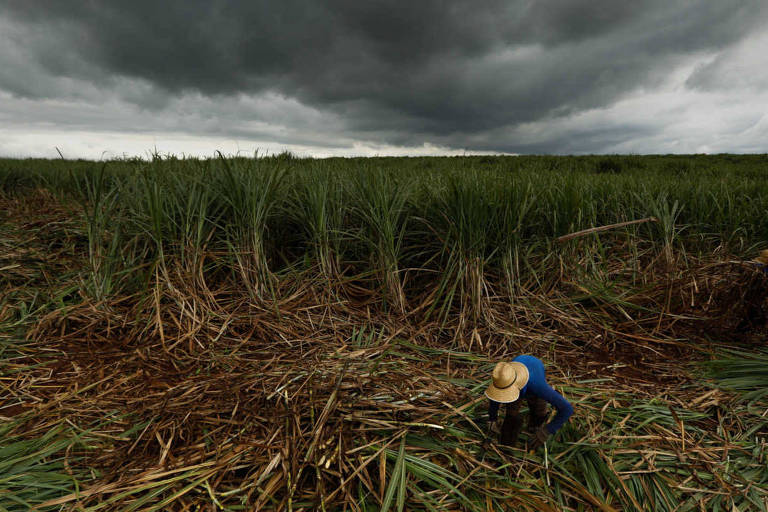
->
xmin=499 ymin=400 xmax=523 ymax=446
xmin=527 ymin=394 xmax=549 ymax=431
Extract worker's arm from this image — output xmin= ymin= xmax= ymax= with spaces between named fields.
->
xmin=488 ymin=399 xmax=500 ymax=422
xmin=486 ymin=400 xmax=501 ymax=437
xmin=535 ymin=385 xmax=574 ymax=435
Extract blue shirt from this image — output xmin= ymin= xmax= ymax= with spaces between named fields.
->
xmin=488 ymin=355 xmax=574 ymax=435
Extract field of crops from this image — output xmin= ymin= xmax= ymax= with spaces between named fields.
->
xmin=2 ymin=153 xmax=767 ymax=511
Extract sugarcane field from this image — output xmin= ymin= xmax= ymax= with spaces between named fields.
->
xmin=1 ymin=154 xmax=767 ymax=511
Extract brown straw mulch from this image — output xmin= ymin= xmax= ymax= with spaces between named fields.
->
xmin=7 ymin=259 xmax=761 ymax=509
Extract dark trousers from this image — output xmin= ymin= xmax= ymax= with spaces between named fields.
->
xmin=500 ymin=395 xmax=549 ymax=446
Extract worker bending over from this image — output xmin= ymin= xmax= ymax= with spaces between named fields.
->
xmin=485 ymin=355 xmax=574 ymax=450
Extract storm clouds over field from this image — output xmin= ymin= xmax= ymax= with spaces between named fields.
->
xmin=1 ymin=1 xmax=767 ymax=157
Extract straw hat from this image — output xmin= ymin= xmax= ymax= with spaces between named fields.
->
xmin=485 ymin=362 xmax=529 ymax=403
xmin=754 ymin=249 xmax=768 ymax=265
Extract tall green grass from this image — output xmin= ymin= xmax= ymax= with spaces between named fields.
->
xmin=288 ymin=164 xmax=347 ymax=282
xmin=2 ymin=154 xmax=768 ymax=305
xmin=217 ymin=156 xmax=285 ymax=299
xmin=425 ymin=170 xmax=504 ymax=322
xmin=350 ymin=167 xmax=411 ymax=312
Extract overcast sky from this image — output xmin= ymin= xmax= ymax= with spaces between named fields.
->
xmin=1 ymin=1 xmax=767 ymax=158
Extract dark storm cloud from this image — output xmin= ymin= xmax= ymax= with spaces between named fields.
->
xmin=1 ymin=1 xmax=767 ymax=154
